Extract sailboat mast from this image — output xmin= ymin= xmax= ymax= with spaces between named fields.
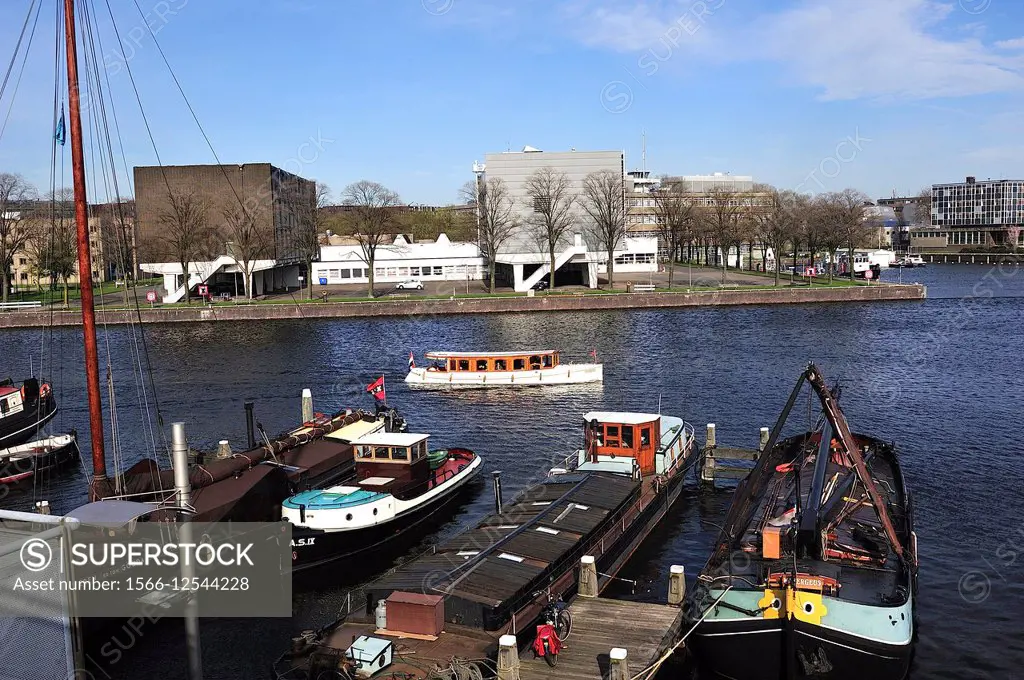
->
xmin=63 ymin=0 xmax=108 ymax=496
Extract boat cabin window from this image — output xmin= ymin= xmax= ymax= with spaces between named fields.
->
xmin=0 ymin=399 xmax=7 ymax=415
xmin=357 ymin=446 xmax=371 ymax=458
xmin=495 ymin=359 xmax=507 ymax=370
xmin=530 ymin=355 xmax=542 ymax=369
xmin=476 ymin=359 xmax=487 ymax=371
xmin=392 ymin=446 xmax=408 ymax=461
xmin=414 ymin=442 xmax=427 ymax=460
xmin=458 ymin=359 xmax=470 ymax=371
xmin=448 ymin=359 xmax=456 ymax=371
xmin=374 ymin=446 xmax=389 ymax=459
xmin=542 ymin=355 xmax=553 ymax=368
xmin=513 ymin=358 xmax=525 ymax=370
xmin=622 ymin=426 xmax=634 ymax=449
xmin=640 ymin=427 xmax=651 ymax=448
xmin=605 ymin=425 xmax=620 ymax=447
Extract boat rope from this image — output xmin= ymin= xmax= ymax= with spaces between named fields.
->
xmin=628 ymin=585 xmax=734 ymax=680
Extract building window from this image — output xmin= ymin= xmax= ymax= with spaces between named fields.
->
xmin=20 ymin=273 xmax=28 ymax=281
xmin=18 ymin=258 xmax=26 ymax=266
xmin=329 ymin=269 xmax=340 ymax=279
xmin=399 ymin=267 xmax=409 ymax=276
xmin=410 ymin=267 xmax=420 ymax=276
xmin=339 ymin=269 xmax=351 ymax=279
xmin=433 ymin=266 xmax=442 ymax=276
xmin=375 ymin=268 xmax=385 ymax=277
xmin=386 ymin=268 xmax=397 ymax=277
xmin=533 ymin=197 xmax=551 ymax=213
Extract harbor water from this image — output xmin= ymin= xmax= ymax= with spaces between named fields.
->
xmin=1 ymin=264 xmax=1022 ymax=679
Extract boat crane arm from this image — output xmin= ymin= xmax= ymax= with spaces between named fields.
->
xmin=802 ymin=364 xmax=911 ymax=567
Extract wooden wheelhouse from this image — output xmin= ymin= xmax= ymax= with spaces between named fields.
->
xmin=350 ymin=433 xmax=431 ymax=499
xmin=583 ymin=412 xmax=661 ymax=476
xmin=424 ymin=351 xmax=560 ymax=372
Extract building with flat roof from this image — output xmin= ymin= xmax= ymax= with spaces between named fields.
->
xmin=314 ymin=233 xmax=485 ymax=287
xmin=919 ymin=176 xmax=1024 ymax=253
xmin=477 ymin=147 xmax=655 ymax=291
xmin=135 ymin=163 xmax=314 ymax=302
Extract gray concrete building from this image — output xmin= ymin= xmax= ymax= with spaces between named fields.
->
xmin=920 ymin=176 xmax=1024 ymax=252
xmin=478 ymin=147 xmax=628 ymax=290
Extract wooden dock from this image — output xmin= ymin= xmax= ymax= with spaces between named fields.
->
xmin=517 ymin=597 xmax=684 ymax=680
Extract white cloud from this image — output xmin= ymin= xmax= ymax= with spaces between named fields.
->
xmin=995 ymin=37 xmax=1024 ymax=50
xmin=559 ymin=0 xmax=1024 ymax=100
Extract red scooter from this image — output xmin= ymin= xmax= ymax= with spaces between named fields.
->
xmin=532 ymin=590 xmax=572 ymax=667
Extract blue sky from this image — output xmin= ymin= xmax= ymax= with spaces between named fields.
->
xmin=1 ymin=0 xmax=1023 ymax=204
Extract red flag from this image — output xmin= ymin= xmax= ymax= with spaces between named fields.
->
xmin=589 ymin=349 xmax=598 ymax=362
xmin=366 ymin=376 xmax=386 ymax=402
xmin=408 ymin=352 xmax=415 ymax=369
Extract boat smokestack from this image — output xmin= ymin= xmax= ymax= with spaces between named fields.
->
xmin=172 ymin=422 xmax=192 ymax=512
xmin=492 ymin=471 xmax=503 ymax=515
xmin=244 ymin=401 xmax=256 ymax=449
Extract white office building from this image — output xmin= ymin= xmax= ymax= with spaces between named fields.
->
xmin=314 ymin=233 xmax=485 ymax=286
xmin=478 ymin=146 xmax=657 ymax=291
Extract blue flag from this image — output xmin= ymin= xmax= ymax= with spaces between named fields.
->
xmin=54 ymin=106 xmax=66 ymax=146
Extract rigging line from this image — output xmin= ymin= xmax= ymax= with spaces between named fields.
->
xmin=90 ymin=0 xmax=168 ymax=463
xmin=0 ymin=0 xmax=44 ymax=144
xmin=0 ymin=0 xmax=37 ymax=106
xmin=127 ymin=0 xmax=250 ymax=214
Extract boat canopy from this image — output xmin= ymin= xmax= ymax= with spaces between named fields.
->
xmin=351 ymin=433 xmax=429 ymax=448
xmin=67 ymin=500 xmax=166 ymax=526
xmin=424 ymin=351 xmax=557 ymax=359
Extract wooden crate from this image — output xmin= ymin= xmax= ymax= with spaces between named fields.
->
xmin=385 ymin=592 xmax=445 ymax=637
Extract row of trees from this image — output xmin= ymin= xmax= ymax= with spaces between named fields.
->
xmin=464 ymin=168 xmax=881 ymax=292
xmin=0 ymin=174 xmax=137 ymax=304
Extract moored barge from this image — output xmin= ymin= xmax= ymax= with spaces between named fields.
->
xmin=687 ymin=364 xmax=918 ymax=680
xmin=274 ymin=410 xmax=696 ymax=679
xmin=406 ymin=350 xmax=602 ymax=388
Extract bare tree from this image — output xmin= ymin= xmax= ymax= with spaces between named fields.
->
xmin=835 ymin=189 xmax=872 ymax=278
xmin=0 ymin=173 xmax=37 ymax=302
xmin=292 ymin=182 xmax=330 ymax=299
xmin=340 ymin=180 xmax=401 ymax=297
xmin=581 ymin=170 xmax=627 ymax=289
xmin=702 ymin=186 xmax=743 ymax=283
xmin=652 ymin=183 xmax=695 ymax=289
xmin=222 ymin=203 xmax=271 ymax=300
xmin=103 ymin=199 xmax=138 ymax=283
xmin=461 ymin=177 xmax=517 ymax=293
xmin=159 ymin=189 xmax=212 ymax=305
xmin=525 ymin=168 xmax=576 ymax=290
xmin=754 ymin=189 xmax=808 ymax=286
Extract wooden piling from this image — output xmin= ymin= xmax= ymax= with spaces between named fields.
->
xmin=579 ymin=555 xmax=598 ymax=598
xmin=301 ymin=388 xmax=313 ymax=423
xmin=668 ymin=565 xmax=685 ymax=605
xmin=217 ymin=440 xmax=231 ymax=457
xmin=609 ymin=647 xmax=629 ymax=680
xmin=497 ymin=634 xmax=519 ymax=680
xmin=706 ymin=423 xmax=716 ymax=448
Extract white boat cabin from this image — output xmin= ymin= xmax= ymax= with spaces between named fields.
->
xmin=0 ymin=386 xmax=25 ymax=417
xmin=350 ymin=432 xmax=432 ymax=498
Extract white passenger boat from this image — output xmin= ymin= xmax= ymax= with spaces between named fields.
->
xmin=404 ymin=350 xmax=603 ymax=388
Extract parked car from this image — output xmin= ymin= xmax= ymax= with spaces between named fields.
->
xmin=395 ymin=278 xmax=424 ymax=290
xmin=532 ymin=278 xmax=550 ymax=290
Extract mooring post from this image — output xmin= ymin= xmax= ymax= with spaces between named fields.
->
xmin=759 ymin=427 xmax=770 ymax=453
xmin=217 ymin=440 xmax=231 ymax=458
xmin=301 ymin=388 xmax=314 ymax=423
xmin=492 ymin=471 xmax=503 ymax=515
xmin=579 ymin=555 xmax=598 ymax=597
xmin=609 ymin=648 xmax=629 ymax=680
xmin=668 ymin=565 xmax=686 ymax=605
xmin=244 ymin=401 xmax=256 ymax=449
xmin=701 ymin=423 xmax=717 ymax=485
xmin=497 ymin=635 xmax=519 ymax=680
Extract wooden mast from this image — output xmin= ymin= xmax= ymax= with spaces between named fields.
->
xmin=63 ymin=0 xmax=109 ymax=499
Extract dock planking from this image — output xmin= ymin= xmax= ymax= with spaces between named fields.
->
xmin=518 ymin=597 xmax=684 ymax=680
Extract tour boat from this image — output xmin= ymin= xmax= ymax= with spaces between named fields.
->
xmin=0 ymin=433 xmax=80 ymax=485
xmin=0 ymin=378 xmax=57 ymax=448
xmin=687 ymin=364 xmax=917 ymax=680
xmin=281 ymin=432 xmax=482 ymax=571
xmin=273 ymin=410 xmax=697 ymax=679
xmin=405 ymin=350 xmax=602 ymax=388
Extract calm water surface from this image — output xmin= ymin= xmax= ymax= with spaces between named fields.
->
xmin=2 ymin=264 xmax=1022 ymax=679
